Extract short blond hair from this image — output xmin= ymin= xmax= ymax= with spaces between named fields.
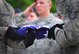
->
xmin=34 ymin=0 xmax=52 ymax=9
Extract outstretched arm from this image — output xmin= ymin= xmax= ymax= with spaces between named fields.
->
xmin=5 ymin=25 xmax=50 ymax=48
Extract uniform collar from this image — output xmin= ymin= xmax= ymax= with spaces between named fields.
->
xmin=38 ymin=13 xmax=54 ymax=21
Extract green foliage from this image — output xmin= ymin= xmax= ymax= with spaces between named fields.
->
xmin=51 ymin=0 xmax=57 ymax=13
xmin=6 ymin=0 xmax=56 ymax=12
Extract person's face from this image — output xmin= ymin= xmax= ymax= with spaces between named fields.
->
xmin=35 ymin=0 xmax=51 ymax=15
xmin=27 ymin=12 xmax=38 ymax=21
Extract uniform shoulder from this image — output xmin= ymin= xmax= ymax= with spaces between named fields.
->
xmin=51 ymin=13 xmax=64 ymax=24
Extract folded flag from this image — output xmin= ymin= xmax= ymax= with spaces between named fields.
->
xmin=17 ymin=25 xmax=50 ymax=39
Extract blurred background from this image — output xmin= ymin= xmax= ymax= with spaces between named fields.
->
xmin=6 ymin=0 xmax=57 ymax=13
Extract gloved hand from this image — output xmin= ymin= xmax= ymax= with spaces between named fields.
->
xmin=5 ymin=27 xmax=24 ymax=40
xmin=48 ymin=24 xmax=64 ymax=40
xmin=23 ymin=28 xmax=36 ymax=48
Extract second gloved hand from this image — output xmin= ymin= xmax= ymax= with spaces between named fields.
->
xmin=23 ymin=28 xmax=36 ymax=48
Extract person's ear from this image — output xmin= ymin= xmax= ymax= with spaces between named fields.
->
xmin=49 ymin=2 xmax=52 ymax=9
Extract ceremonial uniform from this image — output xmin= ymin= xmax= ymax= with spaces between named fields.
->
xmin=11 ymin=13 xmax=63 ymax=54
xmin=56 ymin=0 xmax=79 ymax=54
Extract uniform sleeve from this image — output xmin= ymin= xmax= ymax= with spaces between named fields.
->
xmin=5 ymin=27 xmax=36 ymax=48
xmin=56 ymin=28 xmax=79 ymax=48
xmin=4 ymin=27 xmax=26 ymax=48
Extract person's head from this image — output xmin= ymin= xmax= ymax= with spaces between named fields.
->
xmin=34 ymin=0 xmax=52 ymax=17
xmin=27 ymin=12 xmax=38 ymax=21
